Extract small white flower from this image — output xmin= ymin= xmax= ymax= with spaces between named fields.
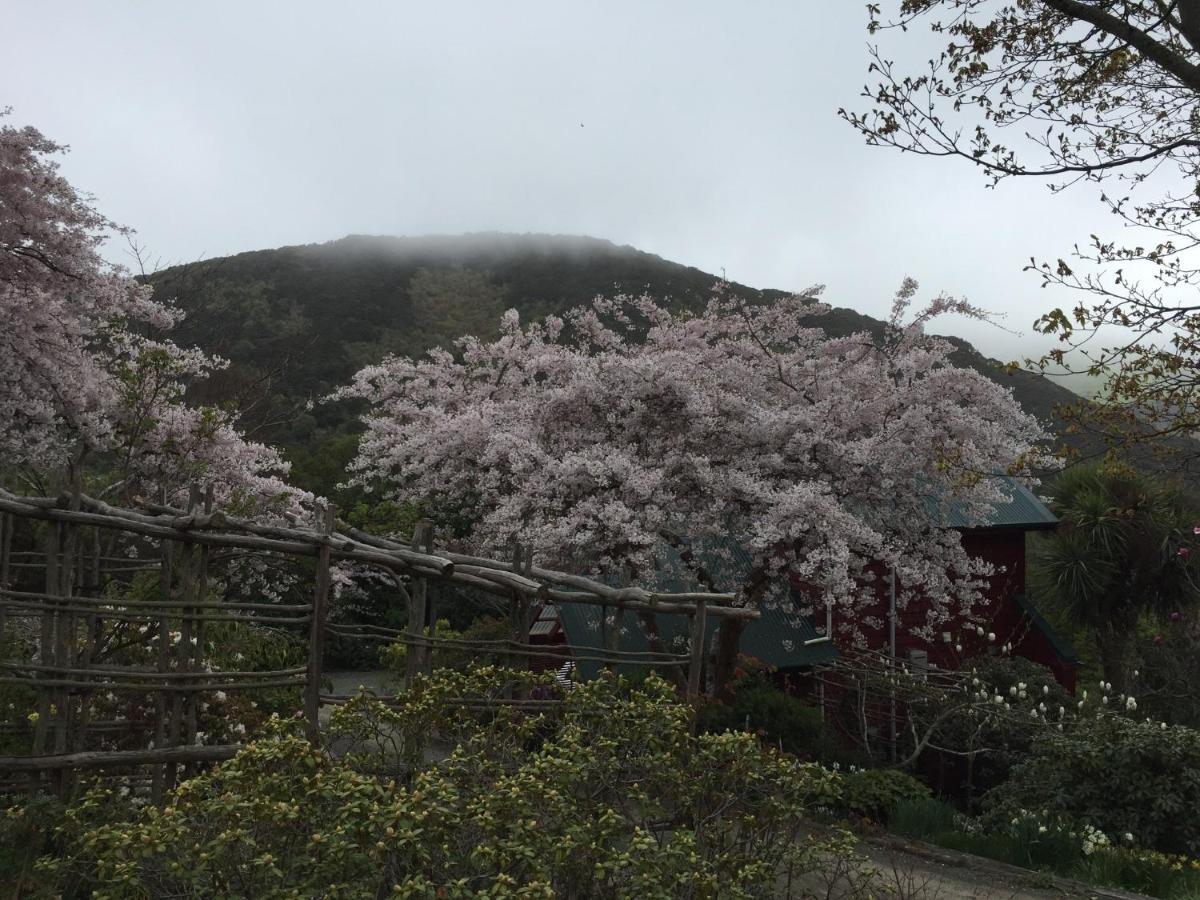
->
xmin=1124 ymin=833 xmax=1134 ymax=843
xmin=988 ymin=632 xmax=996 ymax=642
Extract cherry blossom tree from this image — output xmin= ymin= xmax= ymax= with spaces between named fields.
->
xmin=0 ymin=116 xmax=171 ymax=469
xmin=336 ymin=280 xmax=1049 ymax=685
xmin=0 ymin=113 xmax=306 ymax=515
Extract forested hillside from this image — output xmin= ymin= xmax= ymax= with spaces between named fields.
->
xmin=148 ymin=233 xmax=1134 ymax=496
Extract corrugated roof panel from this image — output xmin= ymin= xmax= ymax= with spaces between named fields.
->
xmin=926 ymin=476 xmax=1058 ymax=530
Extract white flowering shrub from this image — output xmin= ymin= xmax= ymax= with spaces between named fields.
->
xmin=984 ymin=714 xmax=1200 ymax=856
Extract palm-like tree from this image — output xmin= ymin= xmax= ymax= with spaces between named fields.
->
xmin=1034 ymin=464 xmax=1198 ymax=694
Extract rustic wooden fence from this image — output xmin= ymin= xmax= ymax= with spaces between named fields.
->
xmin=0 ymin=485 xmax=755 ymax=797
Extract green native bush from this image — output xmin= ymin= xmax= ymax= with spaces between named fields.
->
xmin=381 ymin=616 xmax=510 ymax=678
xmin=984 ymin=714 xmax=1200 ymax=856
xmin=834 ymin=768 xmax=930 ymax=822
xmin=47 ymin=668 xmax=852 ymax=898
xmin=696 ymin=666 xmax=824 ymax=756
xmin=886 ymin=796 xmax=958 ymax=841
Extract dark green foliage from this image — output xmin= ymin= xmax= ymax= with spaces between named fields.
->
xmin=696 ymin=672 xmax=823 ymax=755
xmin=1075 ymin=848 xmax=1200 ymax=899
xmin=1135 ymin=620 xmax=1200 ymax=729
xmin=984 ymin=715 xmax=1200 ymax=856
xmin=836 ymin=768 xmax=930 ymax=821
xmin=945 ymin=656 xmax=1072 ymax=798
xmin=887 ymin=796 xmax=958 ymax=840
xmin=0 ymin=794 xmax=63 ymax=899
xmin=1032 ymin=463 xmax=1200 ymax=692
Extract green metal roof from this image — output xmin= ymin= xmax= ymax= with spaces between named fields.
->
xmin=554 ymin=536 xmax=837 ymax=681
xmin=926 ymin=476 xmax=1058 ymax=531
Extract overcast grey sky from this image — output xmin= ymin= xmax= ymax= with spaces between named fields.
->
xmin=6 ymin=2 xmax=1111 ymax=372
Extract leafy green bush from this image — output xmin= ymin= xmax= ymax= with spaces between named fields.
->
xmin=697 ymin=668 xmax=824 ymax=756
xmin=1077 ymin=846 xmax=1200 ymax=898
xmin=887 ymin=796 xmax=957 ymax=841
xmin=46 ymin=669 xmax=853 ymax=898
xmin=381 ymin=616 xmax=509 ymax=676
xmin=985 ymin=714 xmax=1200 ymax=856
xmin=836 ymin=768 xmax=930 ymax=821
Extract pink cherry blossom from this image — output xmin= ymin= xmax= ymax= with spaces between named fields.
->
xmin=1 ymin=114 xmax=309 ymax=518
xmin=335 ymin=280 xmax=1049 ymax=641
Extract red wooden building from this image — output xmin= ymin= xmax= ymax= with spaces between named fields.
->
xmin=828 ymin=476 xmax=1076 ymax=691
xmin=535 ymin=476 xmax=1075 ymax=692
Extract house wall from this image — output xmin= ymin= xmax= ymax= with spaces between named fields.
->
xmin=818 ymin=528 xmax=1075 ymax=689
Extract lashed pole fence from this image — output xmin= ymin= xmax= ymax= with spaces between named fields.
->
xmin=0 ymin=487 xmax=755 ymax=787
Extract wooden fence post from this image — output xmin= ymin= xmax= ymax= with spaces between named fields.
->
xmin=508 ymin=544 xmax=533 ymax=673
xmin=687 ymin=599 xmax=707 ymax=698
xmin=305 ymin=502 xmax=334 ymax=743
xmin=164 ymin=487 xmax=201 ymax=793
xmin=603 ymin=567 xmax=629 ymax=671
xmin=184 ymin=485 xmax=213 ymax=776
xmin=151 ymin=523 xmax=173 ymax=804
xmin=406 ymin=521 xmax=433 ymax=683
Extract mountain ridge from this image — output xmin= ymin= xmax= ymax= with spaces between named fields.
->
xmin=145 ymin=232 xmax=1151 ymax=496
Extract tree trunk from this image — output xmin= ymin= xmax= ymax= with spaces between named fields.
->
xmin=711 ymin=617 xmax=747 ymax=697
xmin=637 ymin=612 xmax=685 ymax=690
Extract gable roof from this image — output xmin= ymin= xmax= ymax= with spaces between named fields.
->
xmin=927 ymin=475 xmax=1058 ymax=531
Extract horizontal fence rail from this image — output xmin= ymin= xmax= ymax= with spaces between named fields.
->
xmin=0 ymin=485 xmax=752 ymax=797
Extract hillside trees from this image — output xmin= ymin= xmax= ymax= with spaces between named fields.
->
xmin=0 ymin=114 xmax=305 ymax=514
xmin=842 ymin=2 xmax=1200 ymax=452
xmin=336 ymin=280 xmax=1048 ymax=687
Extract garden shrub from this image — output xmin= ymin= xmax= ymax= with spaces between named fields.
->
xmin=1077 ymin=846 xmax=1200 ymax=898
xmin=915 ymin=655 xmax=1071 ymax=797
xmin=984 ymin=714 xmax=1200 ymax=856
xmin=887 ymin=796 xmax=957 ymax=841
xmin=696 ymin=667 xmax=825 ymax=756
xmin=382 ymin=616 xmax=509 ymax=676
xmin=46 ymin=668 xmax=851 ymax=898
xmin=1136 ymin=621 xmax=1200 ymax=729
xmin=835 ymin=768 xmax=930 ymax=821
